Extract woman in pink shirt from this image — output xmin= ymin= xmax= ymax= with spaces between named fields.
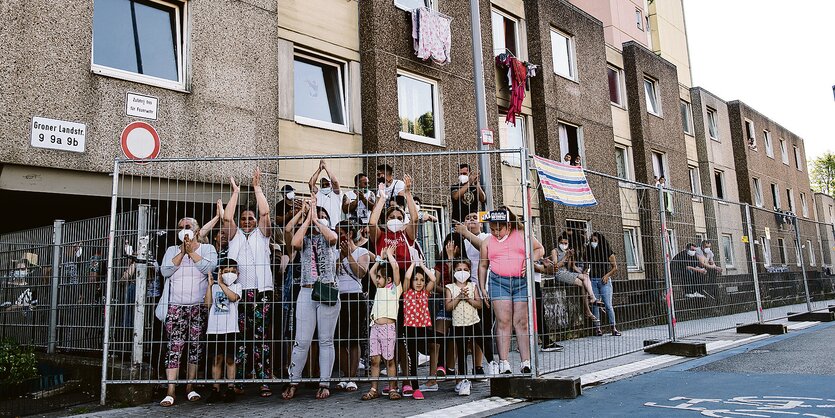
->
xmin=477 ymin=208 xmax=543 ymax=375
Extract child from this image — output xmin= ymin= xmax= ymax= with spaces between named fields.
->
xmin=205 ymin=258 xmax=242 ymax=403
xmin=444 ymin=259 xmax=482 ymax=396
xmin=362 ymin=245 xmax=401 ymax=401
xmin=402 ymin=260 xmax=440 ymax=400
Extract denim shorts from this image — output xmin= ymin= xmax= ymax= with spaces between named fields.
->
xmin=488 ymin=271 xmax=528 ymax=302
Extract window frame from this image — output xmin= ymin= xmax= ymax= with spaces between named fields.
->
xmin=558 ymin=121 xmax=585 ymax=165
xmin=787 ymin=188 xmax=795 ymax=213
xmin=752 ymin=177 xmax=764 ymax=207
xmin=706 ymin=107 xmax=719 ymax=141
xmin=498 ymin=113 xmax=527 ymax=167
xmin=714 ymin=170 xmax=726 ymax=200
xmin=807 ymin=239 xmax=816 ymax=266
xmin=794 ymin=240 xmax=802 ymax=267
xmin=761 ymin=237 xmax=772 ymax=267
xmin=550 ymin=28 xmax=577 ymax=81
xmin=721 ymin=234 xmax=735 ymax=269
xmin=644 ymin=77 xmax=662 ymax=116
xmin=396 ymin=69 xmax=444 ymax=146
xmin=607 ymin=65 xmax=625 ymax=107
xmin=491 ymin=8 xmax=520 ymax=58
xmin=615 ymin=145 xmax=635 ymax=182
xmin=780 ymin=138 xmax=789 ymax=164
xmin=793 ymin=146 xmax=803 ymax=171
xmin=777 ymin=238 xmax=787 ymax=265
xmin=635 ymin=8 xmax=643 ymax=30
xmin=91 ymin=0 xmax=189 ymax=92
xmin=688 ymin=165 xmax=702 ymax=199
xmin=771 ymin=183 xmax=780 ymax=210
xmin=680 ymin=100 xmax=693 ymax=135
xmin=744 ymin=119 xmax=756 ymax=149
xmin=651 ymin=151 xmax=669 ymax=184
xmin=800 ymin=192 xmax=808 ymax=218
xmin=293 ymin=49 xmax=351 ymax=133
xmin=394 ymin=0 xmax=436 ymax=12
xmin=762 ymin=130 xmax=774 ymax=159
xmin=623 ymin=227 xmax=642 ymax=272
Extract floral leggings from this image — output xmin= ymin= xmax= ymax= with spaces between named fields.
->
xmin=164 ymin=304 xmax=207 ymax=369
xmin=237 ymin=289 xmax=273 ymax=379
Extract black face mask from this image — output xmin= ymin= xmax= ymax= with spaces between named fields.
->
xmin=377 ymin=176 xmax=386 ymax=184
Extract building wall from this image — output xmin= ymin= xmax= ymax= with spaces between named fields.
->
xmin=814 ymin=193 xmax=835 ymax=267
xmin=648 ymin=0 xmax=691 ymax=87
xmin=568 ymin=0 xmax=651 ymax=49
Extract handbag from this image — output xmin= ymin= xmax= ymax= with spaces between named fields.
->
xmin=154 ymin=279 xmax=170 ymax=322
xmin=310 ymin=239 xmax=339 ymax=306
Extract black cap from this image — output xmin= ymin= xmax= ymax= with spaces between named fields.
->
xmin=280 ymin=185 xmax=295 ymax=193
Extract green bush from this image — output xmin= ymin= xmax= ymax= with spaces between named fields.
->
xmin=0 ymin=339 xmax=39 ymax=383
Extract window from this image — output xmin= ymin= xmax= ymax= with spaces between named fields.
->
xmin=550 ymin=29 xmax=576 ymax=80
xmin=635 ymin=8 xmax=643 ymax=30
xmin=615 ymin=146 xmax=633 ymax=180
xmin=780 ymin=139 xmax=788 ymax=164
xmin=416 ymin=204 xmax=445 ymax=266
xmin=558 ymin=122 xmax=584 ymax=165
xmin=499 ymin=114 xmax=525 ymax=166
xmin=492 ymin=9 xmax=519 ymax=57
xmin=680 ymin=101 xmax=693 ymax=134
xmin=394 ymin=0 xmax=434 ymax=11
xmin=744 ymin=120 xmax=756 ymax=149
xmin=794 ymin=240 xmax=802 ymax=267
xmin=665 ymin=229 xmax=678 ymax=258
xmin=787 ymin=188 xmax=795 ymax=213
xmin=753 ymin=178 xmax=763 ymax=207
xmin=800 ymin=193 xmax=808 ymax=217
xmin=771 ymin=183 xmax=780 ymax=210
xmin=566 ymin=219 xmax=591 ymax=239
xmin=652 ymin=151 xmax=667 ymax=181
xmin=623 ymin=228 xmax=641 ymax=271
xmin=294 ymin=51 xmax=348 ymax=131
xmin=714 ymin=170 xmax=725 ymax=200
xmin=721 ymin=234 xmax=734 ymax=269
xmin=807 ymin=239 xmax=816 ymax=266
xmin=763 ymin=130 xmax=773 ymax=158
xmin=761 ymin=237 xmax=772 ymax=267
xmin=397 ymin=71 xmax=441 ymax=145
xmin=644 ymin=78 xmax=661 ymax=116
xmin=706 ymin=108 xmax=720 ymax=141
xmin=777 ymin=238 xmax=787 ymax=265
xmin=793 ymin=146 xmax=803 ymax=171
xmin=608 ymin=66 xmax=624 ymax=106
xmin=92 ymin=0 xmax=187 ymax=90
xmin=689 ymin=165 xmax=701 ymax=196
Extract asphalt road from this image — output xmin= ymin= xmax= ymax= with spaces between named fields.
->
xmin=499 ymin=321 xmax=835 ymax=417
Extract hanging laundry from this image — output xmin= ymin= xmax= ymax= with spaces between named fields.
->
xmin=411 ymin=7 xmax=452 ymax=65
xmin=533 ymin=155 xmax=598 ymax=207
xmin=495 ymin=53 xmax=528 ymax=126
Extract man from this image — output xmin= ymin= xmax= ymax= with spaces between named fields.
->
xmin=450 ymin=164 xmax=486 ymax=223
xmin=274 ymin=185 xmax=300 ymax=228
xmin=309 ymin=159 xmax=343 ymax=229
xmin=695 ymin=239 xmax=723 ymax=276
xmin=342 ymin=172 xmax=375 ymax=224
xmin=671 ymin=243 xmax=707 ymax=298
xmin=376 ymin=163 xmax=405 ymax=207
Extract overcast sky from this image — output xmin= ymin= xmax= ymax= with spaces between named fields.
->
xmin=683 ymin=0 xmax=835 ymax=165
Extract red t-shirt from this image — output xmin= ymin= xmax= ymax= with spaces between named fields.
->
xmin=375 ymin=230 xmax=414 ymax=272
xmin=403 ymin=289 xmax=432 ymax=327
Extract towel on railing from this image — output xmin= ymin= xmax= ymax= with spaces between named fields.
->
xmin=533 ymin=155 xmax=598 ymax=207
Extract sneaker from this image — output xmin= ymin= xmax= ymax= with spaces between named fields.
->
xmin=206 ymin=389 xmax=222 ymax=404
xmin=474 ymin=366 xmax=486 ymax=382
xmin=223 ymin=387 xmax=236 ymax=403
xmin=520 ymin=360 xmax=531 ymax=374
xmin=418 ymin=382 xmax=439 ymax=392
xmin=693 ymin=291 xmax=706 ymax=298
xmin=498 ymin=360 xmax=512 ymax=374
xmin=487 ymin=360 xmax=500 ymax=375
xmin=458 ymin=379 xmax=471 ymax=396
xmin=436 ymin=366 xmax=447 ymax=378
xmin=418 ymin=353 xmax=430 ymax=366
xmin=541 ymin=341 xmax=563 ymax=352
xmin=454 ymin=381 xmax=462 ymax=393
xmin=412 ymin=389 xmax=425 ymax=400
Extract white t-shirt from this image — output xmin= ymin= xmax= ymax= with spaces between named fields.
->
xmin=206 ymin=283 xmax=241 ymax=335
xmin=384 ymin=180 xmax=405 ymax=201
xmin=344 ymin=190 xmax=376 ymax=223
xmin=317 ymin=189 xmax=344 ymax=229
xmin=464 ymin=232 xmax=491 ymax=282
xmin=337 ymin=247 xmax=370 ymax=294
xmin=227 ymin=228 xmax=273 ymax=292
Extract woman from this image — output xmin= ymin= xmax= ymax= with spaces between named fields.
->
xmin=334 ymin=220 xmax=371 ymax=392
xmin=585 ymin=232 xmax=621 ymax=336
xmin=549 ymin=233 xmax=605 ymax=321
xmin=478 ymin=208 xmax=544 ymax=375
xmin=159 ymin=217 xmax=218 ymax=407
xmin=283 ymin=195 xmax=340 ymax=400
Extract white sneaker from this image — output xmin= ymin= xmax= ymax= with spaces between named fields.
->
xmin=454 ymin=380 xmax=462 ymax=393
xmin=693 ymin=291 xmax=706 ymax=298
xmin=458 ymin=379 xmax=471 ymax=396
xmin=520 ymin=360 xmax=531 ymax=374
xmin=498 ymin=360 xmax=512 ymax=374
xmin=418 ymin=353 xmax=430 ymax=366
xmin=488 ymin=360 xmax=499 ymax=375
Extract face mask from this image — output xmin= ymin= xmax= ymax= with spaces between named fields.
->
xmin=687 ymin=250 xmax=697 ymax=257
xmin=318 ymin=218 xmax=330 ymax=227
xmin=75 ymin=247 xmax=83 ymax=258
xmin=704 ymin=248 xmax=713 ymax=257
xmin=559 ymin=243 xmax=569 ymax=251
xmin=286 ymin=191 xmax=295 ymax=200
xmin=320 ymin=187 xmax=332 ymax=195
xmin=221 ymin=272 xmax=238 ymax=285
xmin=13 ymin=270 xmax=28 ymax=279
xmin=590 ymin=242 xmax=598 ymax=249
xmin=387 ymin=219 xmax=406 ymax=232
xmin=459 ymin=175 xmax=469 ymax=184
xmin=178 ymin=229 xmax=195 ymax=242
xmin=454 ymin=270 xmax=470 ymax=283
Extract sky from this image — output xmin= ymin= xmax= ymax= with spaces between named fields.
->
xmin=683 ymin=0 xmax=835 ymax=165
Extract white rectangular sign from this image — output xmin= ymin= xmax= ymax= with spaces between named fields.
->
xmin=30 ymin=116 xmax=86 ymax=153
xmin=126 ymin=92 xmax=158 ymax=120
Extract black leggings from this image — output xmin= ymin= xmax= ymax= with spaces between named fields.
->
xmin=452 ymin=325 xmax=477 ymax=376
xmin=475 ymin=306 xmax=495 ymax=362
xmin=404 ymin=326 xmax=443 ymax=388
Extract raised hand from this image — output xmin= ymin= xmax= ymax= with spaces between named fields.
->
xmin=230 ymin=177 xmax=240 ymax=193
xmin=385 ymin=244 xmax=396 ymax=259
xmin=216 ymin=199 xmax=224 ymax=218
xmin=453 ymin=221 xmax=468 ymax=236
xmin=445 ymin=240 xmax=456 ymax=260
xmin=469 ymin=170 xmax=479 ymax=184
xmin=404 ymin=174 xmax=413 ymax=192
xmin=319 ymin=159 xmax=327 ymax=170
xmin=253 ymin=167 xmax=262 ymax=188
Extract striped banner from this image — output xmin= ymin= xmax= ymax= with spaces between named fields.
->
xmin=533 ymin=155 xmax=598 ymax=207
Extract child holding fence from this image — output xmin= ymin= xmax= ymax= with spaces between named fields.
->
xmin=401 ymin=260 xmax=440 ymax=400
xmin=204 ymin=258 xmax=242 ymax=403
xmin=362 ymin=245 xmax=402 ymax=401
xmin=445 ymin=259 xmax=482 ymax=397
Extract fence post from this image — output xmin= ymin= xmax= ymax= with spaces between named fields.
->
xmin=48 ymin=219 xmax=65 ymax=354
xmin=132 ymin=205 xmax=149 ymax=367
xmin=520 ymin=148 xmax=538 ymax=376
xmin=792 ymin=214 xmax=813 ymax=312
xmin=658 ymin=186 xmax=676 ymax=342
xmin=744 ymin=205 xmax=763 ymax=323
xmin=100 ymin=160 xmax=120 ymax=406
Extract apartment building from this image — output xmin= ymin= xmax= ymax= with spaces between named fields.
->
xmin=814 ymin=193 xmax=835 ymax=268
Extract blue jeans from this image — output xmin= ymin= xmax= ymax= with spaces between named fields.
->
xmin=590 ymin=278 xmax=615 ymax=326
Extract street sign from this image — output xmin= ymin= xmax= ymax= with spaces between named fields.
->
xmin=125 ymin=93 xmax=159 ymax=120
xmin=120 ymin=121 xmax=161 ymax=161
xmin=30 ymin=116 xmax=86 ymax=153
xmin=741 ymin=235 xmax=749 ymax=243
xmin=481 ymin=129 xmax=494 ymax=145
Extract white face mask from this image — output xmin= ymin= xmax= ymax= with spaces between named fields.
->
xmin=221 ymin=272 xmax=238 ymax=284
xmin=320 ymin=187 xmax=332 ymax=195
xmin=459 ymin=174 xmax=469 ymax=184
xmin=387 ymin=218 xmax=406 ymax=232
xmin=590 ymin=242 xmax=598 ymax=249
xmin=286 ymin=191 xmax=296 ymax=200
xmin=687 ymin=250 xmax=697 ymax=257
xmin=318 ymin=218 xmax=330 ymax=227
xmin=76 ymin=247 xmax=83 ymax=258
xmin=559 ymin=243 xmax=569 ymax=251
xmin=704 ymin=248 xmax=713 ymax=257
xmin=178 ymin=229 xmax=195 ymax=242
xmin=454 ymin=270 xmax=470 ymax=283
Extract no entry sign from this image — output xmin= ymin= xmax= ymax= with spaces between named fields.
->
xmin=120 ymin=121 xmax=161 ymax=161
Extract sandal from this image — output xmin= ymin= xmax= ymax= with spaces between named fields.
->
xmin=590 ymin=298 xmax=606 ymax=307
xmin=361 ymin=387 xmax=379 ymax=401
xmin=612 ymin=329 xmax=622 ymax=336
xmin=316 ymin=387 xmax=331 ymax=399
xmin=389 ymin=391 xmax=402 ymax=400
xmin=159 ymin=395 xmax=175 ymax=407
xmin=281 ymin=384 xmax=297 ymax=400
xmin=260 ymin=384 xmax=273 ymax=398
xmin=346 ymin=381 xmax=358 ymax=392
xmin=187 ymin=391 xmax=201 ymax=402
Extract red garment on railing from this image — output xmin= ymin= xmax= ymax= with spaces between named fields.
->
xmin=496 ymin=55 xmax=527 ymax=126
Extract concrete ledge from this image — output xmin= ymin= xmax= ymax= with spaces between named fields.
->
xmin=787 ymin=311 xmax=835 ymax=322
xmin=828 ymin=305 xmax=835 ymax=313
xmin=643 ymin=340 xmax=707 ymax=357
xmin=35 ymin=354 xmax=154 ymax=406
xmin=736 ymin=323 xmax=788 ymax=335
xmin=490 ymin=376 xmax=581 ymax=399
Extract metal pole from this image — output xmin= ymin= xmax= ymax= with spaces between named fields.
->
xmin=744 ymin=205 xmax=763 ymax=323
xmin=48 ymin=219 xmax=65 ymax=354
xmin=792 ymin=214 xmax=813 ymax=312
xmin=658 ymin=186 xmax=676 ymax=341
xmin=469 ymin=0 xmax=494 ymax=209
xmin=520 ymin=148 xmax=537 ymax=376
xmin=100 ymin=160 xmax=120 ymax=405
xmin=132 ymin=205 xmax=149 ymax=366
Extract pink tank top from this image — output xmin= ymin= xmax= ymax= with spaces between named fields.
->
xmin=487 ymin=229 xmax=526 ymax=277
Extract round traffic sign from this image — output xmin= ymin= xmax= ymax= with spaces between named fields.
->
xmin=120 ymin=121 xmax=160 ymax=161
